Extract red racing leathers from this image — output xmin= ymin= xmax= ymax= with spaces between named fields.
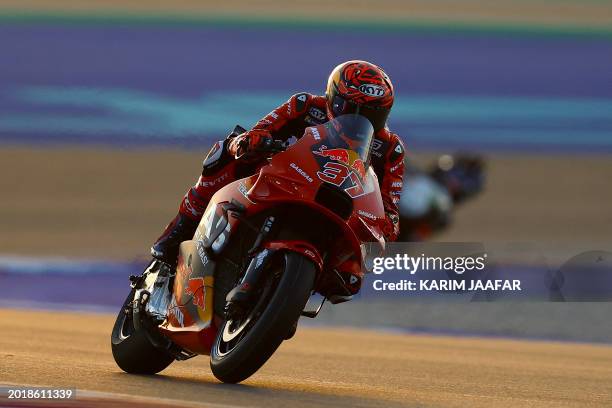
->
xmin=152 ymin=93 xmax=405 ymax=264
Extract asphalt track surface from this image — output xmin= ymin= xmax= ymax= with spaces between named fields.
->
xmin=1 ymin=309 xmax=611 ymax=408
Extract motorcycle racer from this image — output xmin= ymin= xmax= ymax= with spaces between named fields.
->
xmin=151 ymin=60 xmax=405 ymax=270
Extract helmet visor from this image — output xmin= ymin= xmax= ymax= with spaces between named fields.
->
xmin=330 ymin=89 xmax=390 ymax=131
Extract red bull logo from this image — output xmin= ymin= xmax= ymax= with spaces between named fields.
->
xmin=185 ymin=277 xmax=207 ymax=309
xmin=174 ymin=255 xmax=194 ymax=304
xmin=313 ymin=145 xmax=366 ymax=179
xmin=313 ymin=146 xmax=350 ymax=163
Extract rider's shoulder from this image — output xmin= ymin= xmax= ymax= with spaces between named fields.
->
xmin=287 ymin=92 xmax=326 ymax=115
xmin=376 ymin=127 xmax=402 ymax=144
xmin=374 ymin=128 xmax=406 ymax=160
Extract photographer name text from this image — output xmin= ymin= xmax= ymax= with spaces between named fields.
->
xmin=373 ymin=279 xmax=521 ymax=291
xmin=370 ymin=253 xmax=522 ymax=293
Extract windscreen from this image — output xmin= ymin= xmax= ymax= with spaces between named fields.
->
xmin=311 ymin=114 xmax=375 ymax=181
xmin=323 ymin=114 xmax=374 ymax=163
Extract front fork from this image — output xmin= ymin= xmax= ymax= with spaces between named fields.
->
xmin=224 ymin=216 xmax=276 ymax=318
xmin=224 ymin=214 xmax=328 ymax=320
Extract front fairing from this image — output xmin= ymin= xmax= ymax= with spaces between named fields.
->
xmin=248 ymin=114 xmax=386 ymax=248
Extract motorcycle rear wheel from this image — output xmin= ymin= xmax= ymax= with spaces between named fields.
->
xmin=111 ymin=289 xmax=175 ymax=374
xmin=210 ymin=251 xmax=316 ymax=383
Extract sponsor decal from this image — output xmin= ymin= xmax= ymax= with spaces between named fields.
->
xmin=185 ymin=277 xmax=207 ymax=309
xmin=196 ymin=241 xmax=209 ymax=266
xmin=254 ymin=249 xmax=268 ymax=269
xmin=270 ymin=111 xmax=279 ymax=119
xmin=371 ymin=139 xmax=384 ymax=159
xmin=238 ymin=182 xmax=255 ymax=203
xmin=358 ymin=84 xmax=386 ymax=98
xmin=311 ymin=127 xmax=321 ymax=141
xmin=238 ymin=182 xmax=249 ymax=198
xmin=168 ymin=296 xmax=184 ymax=327
xmin=358 ymin=210 xmax=377 ymax=220
xmin=290 ymin=162 xmax=313 ymax=183
xmin=177 ymin=254 xmax=194 ymax=282
xmin=309 ymin=107 xmax=326 ymax=121
xmin=304 ymin=249 xmax=316 ymax=259
xmin=395 ymin=144 xmax=403 ymax=154
xmin=391 ymin=181 xmax=403 ymax=188
xmin=314 ymin=145 xmax=350 ymax=164
xmin=199 ymin=172 xmax=229 ymax=188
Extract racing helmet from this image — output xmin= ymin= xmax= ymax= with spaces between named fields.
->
xmin=325 ymin=60 xmax=394 ymax=132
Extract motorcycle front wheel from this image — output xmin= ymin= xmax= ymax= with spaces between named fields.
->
xmin=210 ymin=251 xmax=316 ymax=383
xmin=111 ymin=289 xmax=175 ymax=374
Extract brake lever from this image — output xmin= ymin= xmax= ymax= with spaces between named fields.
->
xmin=238 ymin=139 xmax=287 ymax=161
xmin=270 ymin=140 xmax=288 ymax=152
xmin=257 ymin=139 xmax=286 ymax=154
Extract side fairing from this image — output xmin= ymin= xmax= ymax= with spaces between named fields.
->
xmin=350 ymin=166 xmax=386 ymax=244
xmin=158 ymin=240 xmax=217 ymax=354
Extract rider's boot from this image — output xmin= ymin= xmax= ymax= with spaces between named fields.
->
xmin=151 ymin=212 xmax=199 ymax=266
xmin=150 ymin=133 xmax=249 ymax=267
xmin=150 ymin=152 xmax=235 ymax=266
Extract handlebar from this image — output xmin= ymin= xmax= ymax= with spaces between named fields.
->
xmin=235 ymin=138 xmax=287 ymax=160
xmin=257 ymin=138 xmax=287 ymax=154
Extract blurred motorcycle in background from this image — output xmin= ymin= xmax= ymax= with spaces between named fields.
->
xmin=398 ymin=154 xmax=485 ymax=241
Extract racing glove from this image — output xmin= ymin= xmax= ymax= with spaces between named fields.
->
xmin=227 ymin=129 xmax=274 ymax=160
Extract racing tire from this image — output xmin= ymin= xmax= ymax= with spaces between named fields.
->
xmin=210 ymin=252 xmax=316 ymax=383
xmin=111 ymin=289 xmax=175 ymax=374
